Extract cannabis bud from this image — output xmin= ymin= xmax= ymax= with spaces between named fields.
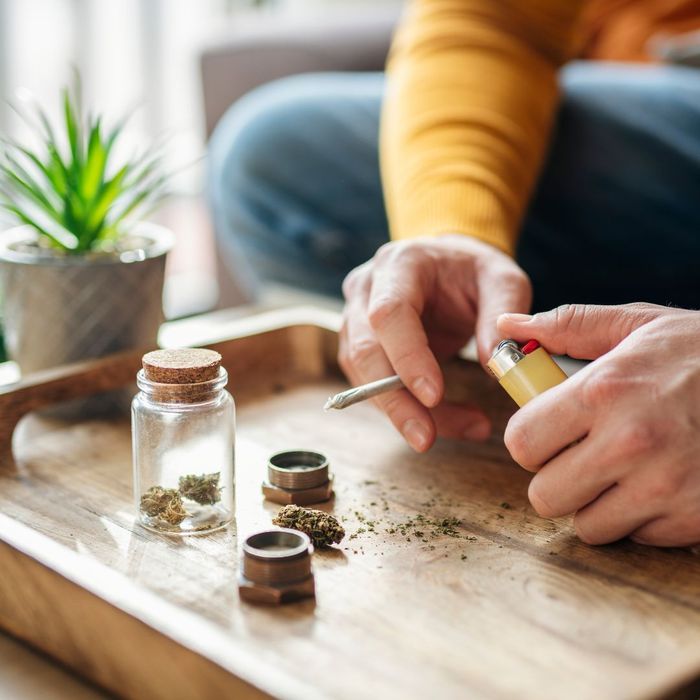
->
xmin=179 ymin=472 xmax=222 ymax=505
xmin=140 ymin=486 xmax=188 ymax=525
xmin=272 ymin=504 xmax=345 ymax=548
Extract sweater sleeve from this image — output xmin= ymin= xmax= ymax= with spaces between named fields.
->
xmin=381 ymin=0 xmax=584 ymax=255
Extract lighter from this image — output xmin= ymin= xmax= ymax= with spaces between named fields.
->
xmin=487 ymin=339 xmax=567 ymax=407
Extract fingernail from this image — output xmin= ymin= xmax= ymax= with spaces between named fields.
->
xmin=412 ymin=377 xmax=439 ymax=406
xmin=464 ymin=421 xmax=491 ymax=442
xmin=500 ymin=313 xmax=533 ymax=324
xmin=403 ymin=419 xmax=431 ymax=451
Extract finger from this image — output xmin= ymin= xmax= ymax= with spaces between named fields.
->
xmin=630 ymin=516 xmax=700 ymax=548
xmin=376 ymin=389 xmax=437 ymax=452
xmin=504 ymin=380 xmax=591 ymax=471
xmin=475 ymin=260 xmax=531 ymax=366
xmin=338 ymin=267 xmax=372 ymax=381
xmin=340 ymin=277 xmax=399 ymax=388
xmin=341 ymin=260 xmax=373 ymax=300
xmin=430 ymin=402 xmax=491 ymax=442
xmin=497 ymin=302 xmax=668 ymax=361
xmin=341 ymin=282 xmax=437 ymax=452
xmin=573 ymin=483 xmax=658 ymax=545
xmin=527 ymin=435 xmax=617 ymax=518
xmin=367 ymin=256 xmax=443 ymax=408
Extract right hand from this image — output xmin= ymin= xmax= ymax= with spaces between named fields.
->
xmin=338 ymin=234 xmax=531 ymax=452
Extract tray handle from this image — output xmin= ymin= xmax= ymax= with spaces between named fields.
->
xmin=0 ymin=348 xmax=148 ymax=465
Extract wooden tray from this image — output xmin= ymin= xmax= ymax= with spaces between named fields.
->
xmin=1 ymin=308 xmax=699 ymax=700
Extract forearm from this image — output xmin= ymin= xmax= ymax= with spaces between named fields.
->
xmin=381 ymin=0 xmax=584 ymax=255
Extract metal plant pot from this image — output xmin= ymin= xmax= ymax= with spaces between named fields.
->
xmin=0 ymin=223 xmax=173 ymax=416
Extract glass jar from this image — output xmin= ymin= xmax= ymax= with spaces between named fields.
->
xmin=132 ymin=348 xmax=235 ymax=534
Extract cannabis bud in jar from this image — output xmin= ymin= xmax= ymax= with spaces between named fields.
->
xmin=139 ymin=487 xmax=188 ymax=526
xmin=272 ymin=505 xmax=345 ymax=548
xmin=179 ymin=472 xmax=222 ymax=505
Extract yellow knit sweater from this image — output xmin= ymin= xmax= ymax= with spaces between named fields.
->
xmin=381 ymin=0 xmax=585 ymax=255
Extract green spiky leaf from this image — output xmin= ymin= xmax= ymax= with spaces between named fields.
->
xmin=0 ymin=77 xmax=169 ymax=253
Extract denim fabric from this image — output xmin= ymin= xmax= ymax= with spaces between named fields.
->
xmin=208 ymin=63 xmax=700 ymax=310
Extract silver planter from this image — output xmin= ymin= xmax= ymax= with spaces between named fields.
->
xmin=0 ymin=223 xmax=173 ymax=416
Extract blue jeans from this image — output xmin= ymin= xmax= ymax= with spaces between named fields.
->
xmin=208 ymin=62 xmax=700 ymax=311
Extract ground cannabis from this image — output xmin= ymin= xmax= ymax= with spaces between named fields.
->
xmin=331 ymin=482 xmax=517 ymax=560
xmin=273 ymin=504 xmax=346 ymax=548
xmin=179 ymin=472 xmax=222 ymax=505
xmin=140 ymin=486 xmax=188 ymax=525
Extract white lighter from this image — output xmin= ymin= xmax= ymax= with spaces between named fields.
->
xmin=487 ymin=339 xmax=567 ymax=407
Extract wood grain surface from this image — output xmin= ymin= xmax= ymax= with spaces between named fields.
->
xmin=0 ymin=308 xmax=699 ymax=700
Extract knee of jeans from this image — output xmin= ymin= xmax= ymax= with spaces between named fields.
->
xmin=208 ymin=75 xmax=339 ymax=211
xmin=557 ymin=63 xmax=629 ymax=127
xmin=560 ymin=62 xmax=700 ymax=125
xmin=208 ymin=87 xmax=281 ymax=206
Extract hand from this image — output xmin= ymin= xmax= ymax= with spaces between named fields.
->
xmin=339 ymin=235 xmax=531 ymax=452
xmin=498 ymin=303 xmax=700 ymax=547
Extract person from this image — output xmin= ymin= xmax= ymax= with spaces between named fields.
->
xmin=208 ymin=0 xmax=700 ymax=546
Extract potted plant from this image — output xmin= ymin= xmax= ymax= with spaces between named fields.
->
xmin=0 ymin=83 xmax=172 ymax=410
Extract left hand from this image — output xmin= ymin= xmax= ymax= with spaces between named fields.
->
xmin=497 ymin=303 xmax=700 ymax=547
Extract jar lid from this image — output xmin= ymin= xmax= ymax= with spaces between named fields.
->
xmin=142 ymin=348 xmax=222 ymax=384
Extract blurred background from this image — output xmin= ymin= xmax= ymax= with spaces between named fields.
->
xmin=0 ymin=0 xmax=400 ymax=330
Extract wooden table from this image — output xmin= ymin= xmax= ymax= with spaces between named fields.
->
xmin=1 ymin=308 xmax=699 ymax=700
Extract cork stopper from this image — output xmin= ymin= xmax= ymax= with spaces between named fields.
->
xmin=142 ymin=348 xmax=222 ymax=384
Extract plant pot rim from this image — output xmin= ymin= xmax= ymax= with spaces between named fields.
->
xmin=0 ymin=222 xmax=174 ymax=266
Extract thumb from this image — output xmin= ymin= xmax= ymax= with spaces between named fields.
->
xmin=497 ymin=303 xmax=667 ymax=360
xmin=475 ymin=264 xmax=531 ymax=366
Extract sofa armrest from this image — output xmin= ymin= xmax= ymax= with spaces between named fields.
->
xmin=200 ymin=10 xmax=397 ymax=137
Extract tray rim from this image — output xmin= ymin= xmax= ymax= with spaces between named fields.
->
xmin=0 ymin=306 xmax=343 ymax=468
xmin=0 ymin=305 xmax=342 ymax=397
